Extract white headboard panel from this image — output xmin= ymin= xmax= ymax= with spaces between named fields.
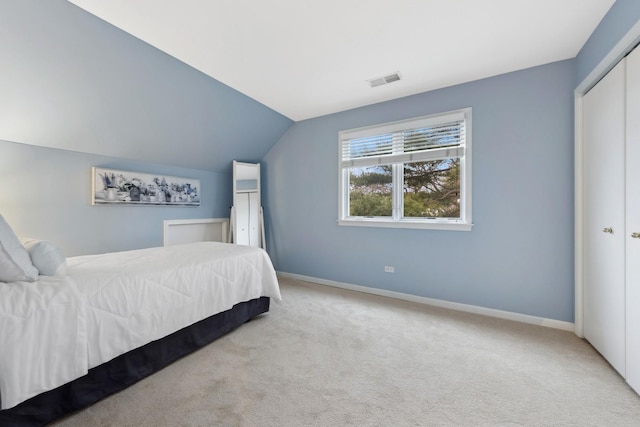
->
xmin=163 ymin=218 xmax=229 ymax=246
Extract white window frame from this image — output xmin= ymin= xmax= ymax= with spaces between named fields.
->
xmin=338 ymin=108 xmax=472 ymax=231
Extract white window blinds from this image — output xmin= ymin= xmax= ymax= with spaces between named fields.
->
xmin=340 ymin=111 xmax=466 ymax=168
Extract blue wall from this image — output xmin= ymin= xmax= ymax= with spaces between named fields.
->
xmin=0 ymin=0 xmax=292 ymax=255
xmin=0 ymin=139 xmax=230 ymax=257
xmin=263 ymin=0 xmax=640 ymax=323
xmin=0 ymin=0 xmax=293 ymax=173
xmin=263 ymin=60 xmax=576 ymax=322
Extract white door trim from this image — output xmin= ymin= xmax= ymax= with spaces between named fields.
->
xmin=574 ymin=20 xmax=640 ymax=338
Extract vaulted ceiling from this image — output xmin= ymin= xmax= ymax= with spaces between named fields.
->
xmin=68 ymin=0 xmax=615 ymax=121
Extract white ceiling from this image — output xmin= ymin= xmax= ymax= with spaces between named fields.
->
xmin=67 ymin=0 xmax=615 ymax=121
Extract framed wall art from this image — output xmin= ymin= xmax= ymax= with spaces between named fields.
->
xmin=92 ymin=167 xmax=201 ymax=206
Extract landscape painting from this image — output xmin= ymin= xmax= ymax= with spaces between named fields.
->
xmin=92 ymin=167 xmax=201 ymax=206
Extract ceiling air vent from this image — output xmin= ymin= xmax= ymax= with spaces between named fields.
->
xmin=368 ymin=72 xmax=401 ymax=88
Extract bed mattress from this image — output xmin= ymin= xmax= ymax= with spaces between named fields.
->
xmin=0 ymin=242 xmax=281 ymax=410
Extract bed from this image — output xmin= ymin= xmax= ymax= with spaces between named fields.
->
xmin=0 ymin=217 xmax=281 ymax=426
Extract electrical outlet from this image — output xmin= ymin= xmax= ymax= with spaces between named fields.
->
xmin=384 ymin=266 xmax=395 ymax=273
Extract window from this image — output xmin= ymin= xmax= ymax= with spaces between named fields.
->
xmin=338 ymin=108 xmax=472 ymax=231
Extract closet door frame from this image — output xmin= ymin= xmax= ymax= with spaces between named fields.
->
xmin=575 ymin=21 xmax=640 ymax=337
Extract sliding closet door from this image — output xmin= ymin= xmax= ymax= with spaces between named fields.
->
xmin=626 ymin=48 xmax=640 ymax=393
xmin=582 ymin=59 xmax=626 ymax=376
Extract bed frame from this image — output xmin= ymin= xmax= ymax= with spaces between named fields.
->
xmin=162 ymin=218 xmax=229 ymax=247
xmin=0 ymin=218 xmax=269 ymax=427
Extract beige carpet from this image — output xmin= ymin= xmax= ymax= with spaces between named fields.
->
xmin=53 ymin=277 xmax=640 ymax=426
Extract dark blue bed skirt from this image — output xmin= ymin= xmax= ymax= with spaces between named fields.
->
xmin=0 ymin=297 xmax=270 ymax=427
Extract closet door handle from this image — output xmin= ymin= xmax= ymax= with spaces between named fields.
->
xmin=603 ymin=227 xmax=614 ymax=234
xmin=632 ymin=232 xmax=640 ymax=239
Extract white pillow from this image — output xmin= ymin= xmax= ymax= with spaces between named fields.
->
xmin=20 ymin=238 xmax=68 ymax=276
xmin=0 ymin=215 xmax=39 ymax=282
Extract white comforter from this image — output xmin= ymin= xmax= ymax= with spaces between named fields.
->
xmin=0 ymin=242 xmax=281 ymax=410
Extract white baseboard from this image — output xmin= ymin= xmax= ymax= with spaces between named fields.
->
xmin=277 ymin=271 xmax=575 ymax=332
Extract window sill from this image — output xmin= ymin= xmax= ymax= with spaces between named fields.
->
xmin=338 ymin=218 xmax=473 ymax=231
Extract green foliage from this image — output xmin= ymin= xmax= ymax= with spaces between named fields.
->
xmin=347 ymin=159 xmax=460 ymax=218
xmin=349 ymin=191 xmax=392 ymax=216
xmin=349 ymin=170 xmax=391 ymax=186
xmin=403 ymin=194 xmax=425 ymax=217
xmin=403 ymin=159 xmax=460 ymax=218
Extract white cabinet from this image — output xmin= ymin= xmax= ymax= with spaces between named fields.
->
xmin=230 ymin=161 xmax=264 ymax=249
xmin=581 ymin=48 xmax=640 ymax=393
